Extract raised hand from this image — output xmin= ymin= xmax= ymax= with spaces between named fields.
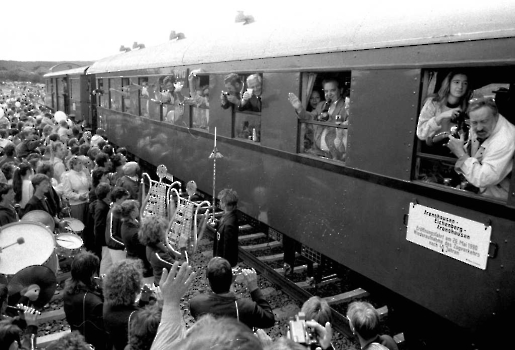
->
xmin=288 ymin=93 xmax=303 ymax=113
xmin=159 ymin=262 xmax=196 ymax=306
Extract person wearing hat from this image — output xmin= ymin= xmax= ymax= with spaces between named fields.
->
xmin=115 ymin=162 xmax=140 ymax=203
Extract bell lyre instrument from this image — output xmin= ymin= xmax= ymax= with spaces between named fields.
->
xmin=140 ymin=164 xmax=180 ymax=219
xmin=167 ymin=187 xmax=211 ymax=257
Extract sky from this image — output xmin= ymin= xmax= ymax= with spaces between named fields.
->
xmin=2 ymin=0 xmax=513 ymax=62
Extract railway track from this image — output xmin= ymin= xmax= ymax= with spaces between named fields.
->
xmin=228 ymin=216 xmax=405 ymax=348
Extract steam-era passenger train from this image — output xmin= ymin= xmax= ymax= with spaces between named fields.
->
xmin=44 ymin=5 xmax=515 ymax=348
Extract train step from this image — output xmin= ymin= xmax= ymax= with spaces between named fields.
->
xmin=241 ymin=241 xmax=282 ymax=251
xmin=239 ymin=224 xmax=254 ymax=233
xmin=37 ymin=330 xmax=71 ymax=348
xmin=39 ymin=308 xmax=66 ymax=323
xmin=257 ymin=253 xmax=284 ymax=262
xmin=296 ymin=277 xmax=340 ymax=289
xmin=238 ymin=232 xmax=266 ymax=242
xmin=323 ymin=288 xmax=370 ymax=306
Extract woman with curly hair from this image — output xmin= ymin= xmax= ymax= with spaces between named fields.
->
xmin=126 ymin=304 xmax=162 ymax=350
xmin=63 ymin=251 xmax=108 ymax=350
xmin=139 ymin=216 xmax=177 ymax=285
xmin=103 ymin=259 xmax=144 ymax=350
xmin=121 ymin=200 xmax=153 ymax=284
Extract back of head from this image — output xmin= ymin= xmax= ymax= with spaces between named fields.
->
xmin=206 ymin=257 xmax=233 ymax=294
xmin=66 ymin=251 xmax=99 ymax=295
xmin=0 ymin=320 xmax=21 ymax=349
xmin=218 ymin=188 xmax=238 ymax=211
xmin=264 ymin=337 xmax=306 ymax=350
xmin=95 ymin=152 xmax=109 ymax=168
xmin=177 ymin=314 xmax=262 ymax=350
xmin=91 ymin=167 xmax=107 ymax=188
xmin=300 ymin=296 xmax=332 ymax=326
xmin=347 ymin=301 xmax=380 ymax=341
xmin=138 ymin=215 xmax=168 ymax=246
xmin=95 ymin=182 xmax=111 ymax=200
xmin=50 ymin=330 xmax=91 ymax=350
xmin=103 ymin=259 xmax=142 ymax=306
xmin=111 ymin=187 xmax=129 ymax=202
xmin=127 ymin=304 xmax=162 ymax=350
xmin=0 ymin=183 xmax=13 ymax=203
xmin=3 ymin=143 xmax=15 ymax=157
xmin=121 ymin=199 xmax=139 ymax=220
xmin=123 ymin=161 xmax=139 ymax=176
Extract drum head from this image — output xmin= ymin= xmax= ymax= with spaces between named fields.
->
xmin=0 ymin=222 xmax=55 ymax=275
xmin=56 ymin=232 xmax=83 ymax=249
xmin=21 ymin=210 xmax=55 ymax=232
xmin=62 ymin=218 xmax=85 ymax=232
xmin=8 ymin=265 xmax=57 ymax=309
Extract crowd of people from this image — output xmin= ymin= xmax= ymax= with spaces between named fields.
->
xmin=0 ymin=85 xmax=401 ymax=350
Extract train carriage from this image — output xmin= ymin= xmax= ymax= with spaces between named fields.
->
xmin=43 ymin=66 xmax=96 ymax=127
xmin=66 ymin=4 xmax=515 ymax=348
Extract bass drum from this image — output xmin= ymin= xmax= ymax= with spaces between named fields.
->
xmin=20 ymin=210 xmax=56 ymax=232
xmin=0 ymin=222 xmax=56 ymax=276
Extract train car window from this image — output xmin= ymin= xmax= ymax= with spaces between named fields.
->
xmin=145 ymin=77 xmax=160 ymax=121
xmin=157 ymin=74 xmax=187 ymax=126
xmin=110 ymin=78 xmax=122 ymax=112
xmin=414 ymin=68 xmax=515 ymax=202
xmin=96 ymin=79 xmax=106 ymax=108
xmin=138 ymin=77 xmax=149 ymax=118
xmin=295 ymin=72 xmax=350 ymax=162
xmin=121 ymin=78 xmax=131 ymax=114
xmin=222 ymin=73 xmax=262 ymax=141
xmin=185 ymin=72 xmax=209 ymax=131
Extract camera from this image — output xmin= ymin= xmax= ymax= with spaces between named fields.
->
xmin=428 ymin=110 xmax=470 ymax=146
xmin=288 ymin=312 xmax=320 ymax=349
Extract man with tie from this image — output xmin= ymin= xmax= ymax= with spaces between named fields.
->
xmin=288 ymin=78 xmax=347 ymax=160
xmin=447 ymin=97 xmax=515 ymax=200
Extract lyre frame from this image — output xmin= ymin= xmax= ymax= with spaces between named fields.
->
xmin=166 ymin=187 xmax=211 ymax=257
xmin=140 ymin=172 xmax=181 ymax=219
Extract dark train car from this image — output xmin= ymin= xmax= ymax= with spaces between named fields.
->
xmin=83 ymin=5 xmax=514 ymax=348
xmin=43 ymin=66 xmax=96 ymax=127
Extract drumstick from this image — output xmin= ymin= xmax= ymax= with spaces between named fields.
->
xmin=56 ymin=238 xmax=74 ymax=242
xmin=0 ymin=237 xmax=25 ymax=253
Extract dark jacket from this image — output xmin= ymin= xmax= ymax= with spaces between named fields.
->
xmin=63 ymin=288 xmax=109 ymax=350
xmin=213 ymin=210 xmax=239 ymax=266
xmin=121 ymin=220 xmax=152 ymax=277
xmin=103 ymin=303 xmax=138 ymax=350
xmin=189 ymin=288 xmax=275 ymax=330
xmin=90 ymin=199 xmax=109 ymax=248
xmin=146 ymin=244 xmax=174 ymax=285
xmin=22 ymin=195 xmax=57 ymax=218
xmin=115 ymin=176 xmax=140 ymax=203
xmin=0 ymin=204 xmax=19 ymax=226
xmin=105 ymin=205 xmax=124 ymax=250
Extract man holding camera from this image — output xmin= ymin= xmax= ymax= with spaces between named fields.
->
xmin=189 ymin=257 xmax=275 ymax=330
xmin=447 ymin=97 xmax=515 ymax=200
xmin=220 ymin=73 xmax=243 ymax=109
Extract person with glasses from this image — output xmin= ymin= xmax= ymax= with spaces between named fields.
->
xmin=447 ymin=97 xmax=515 ymax=200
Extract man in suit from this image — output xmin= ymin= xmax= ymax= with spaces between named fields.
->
xmin=189 ymin=257 xmax=275 ymax=330
xmin=239 ymin=74 xmax=262 ymax=113
xmin=213 ymin=189 xmax=239 ymax=267
xmin=288 ymin=79 xmax=348 ymax=161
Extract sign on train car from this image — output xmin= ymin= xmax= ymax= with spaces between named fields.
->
xmin=406 ymin=202 xmax=492 ymax=270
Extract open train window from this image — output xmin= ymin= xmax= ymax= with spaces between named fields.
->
xmin=96 ymin=79 xmax=105 ymax=108
xmin=185 ymin=71 xmax=209 ymax=131
xmin=109 ymin=78 xmax=122 ymax=112
xmin=414 ymin=67 xmax=515 ymax=201
xmin=295 ymin=72 xmax=350 ymax=163
xmin=121 ymin=78 xmax=131 ymax=114
xmin=233 ymin=73 xmax=262 ymax=141
xmin=156 ymin=73 xmax=187 ymax=126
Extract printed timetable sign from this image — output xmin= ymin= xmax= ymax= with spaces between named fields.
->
xmin=406 ymin=203 xmax=492 ymax=270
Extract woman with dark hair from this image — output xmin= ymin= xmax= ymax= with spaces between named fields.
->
xmin=63 ymin=251 xmax=108 ymax=350
xmin=1 ymin=163 xmax=16 ymax=185
xmin=139 ymin=216 xmax=176 ymax=285
xmin=417 ymin=71 xmax=472 ymax=141
xmin=13 ymin=162 xmax=33 ymax=210
xmin=0 ymin=183 xmax=18 ymax=226
xmin=89 ymin=167 xmax=109 ymax=202
xmin=105 ymin=187 xmax=129 ymax=265
xmin=126 ymin=304 xmax=162 ymax=350
xmin=103 ymin=259 xmax=143 ymax=350
xmin=121 ymin=200 xmax=153 ymax=284
xmin=108 ymin=153 xmax=126 ymax=187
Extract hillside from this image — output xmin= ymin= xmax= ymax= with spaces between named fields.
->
xmin=0 ymin=60 xmax=93 ymax=83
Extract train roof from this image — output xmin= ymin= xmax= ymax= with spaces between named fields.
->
xmin=44 ymin=66 xmax=89 ymax=78
xmin=88 ymin=4 xmax=515 ymax=74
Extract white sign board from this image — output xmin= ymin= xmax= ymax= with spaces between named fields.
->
xmin=406 ymin=203 xmax=492 ymax=270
